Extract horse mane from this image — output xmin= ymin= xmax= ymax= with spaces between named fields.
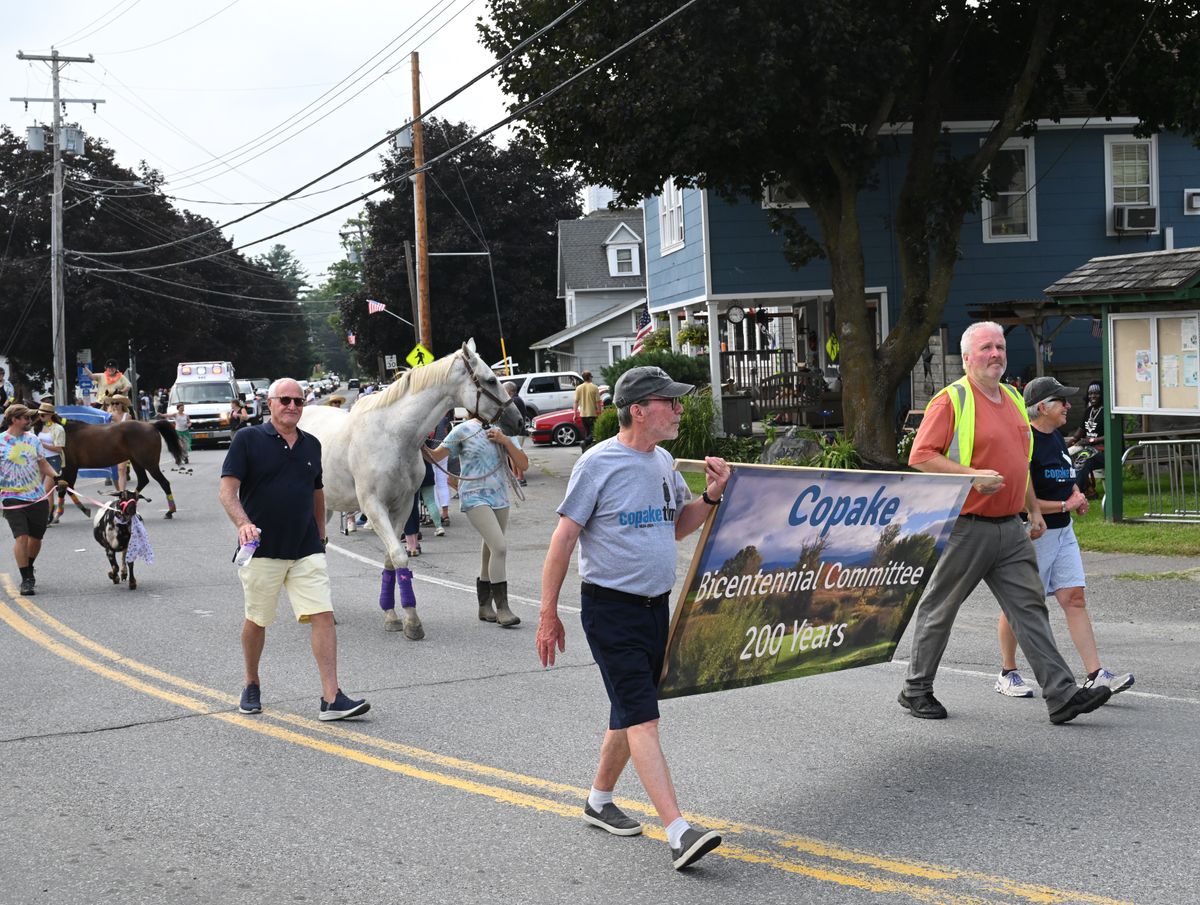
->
xmin=351 ymin=351 xmax=461 ymax=415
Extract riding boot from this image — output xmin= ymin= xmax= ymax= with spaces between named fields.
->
xmin=491 ymin=581 xmax=520 ymax=628
xmin=476 ymin=578 xmax=496 ymax=623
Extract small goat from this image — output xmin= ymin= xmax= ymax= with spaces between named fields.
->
xmin=92 ymin=491 xmax=151 ymax=590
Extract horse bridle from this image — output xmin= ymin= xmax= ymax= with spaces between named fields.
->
xmin=460 ymin=350 xmax=517 ymax=422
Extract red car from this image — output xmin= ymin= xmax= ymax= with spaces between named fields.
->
xmin=530 ymin=408 xmax=587 ymax=446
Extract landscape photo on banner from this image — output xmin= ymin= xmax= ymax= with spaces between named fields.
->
xmin=658 ymin=466 xmax=973 ymax=699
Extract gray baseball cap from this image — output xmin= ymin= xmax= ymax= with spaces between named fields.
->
xmin=613 ymin=366 xmax=694 ymax=407
xmin=1023 ymin=375 xmax=1079 ymax=407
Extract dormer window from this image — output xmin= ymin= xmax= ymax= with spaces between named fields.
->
xmin=604 ymin=222 xmax=642 ymax=277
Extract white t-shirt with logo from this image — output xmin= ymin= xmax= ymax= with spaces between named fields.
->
xmin=557 ymin=437 xmax=691 ymax=597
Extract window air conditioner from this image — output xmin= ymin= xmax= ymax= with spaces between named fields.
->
xmin=1114 ymin=205 xmax=1158 ymax=232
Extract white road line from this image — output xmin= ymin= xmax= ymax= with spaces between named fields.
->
xmin=326 ymin=542 xmax=581 ymax=613
xmin=887 ymin=658 xmax=1198 ymax=705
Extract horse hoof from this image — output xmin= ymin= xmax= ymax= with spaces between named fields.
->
xmin=129 ymin=582 xmax=137 ymax=590
xmin=403 ymin=615 xmax=425 ymax=641
xmin=383 ymin=610 xmax=404 ymax=632
xmin=164 ymin=512 xmax=173 ymax=520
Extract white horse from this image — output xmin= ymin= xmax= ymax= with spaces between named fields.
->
xmin=299 ymin=340 xmax=522 ymax=639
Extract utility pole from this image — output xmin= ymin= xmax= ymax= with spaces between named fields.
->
xmin=12 ymin=49 xmax=102 ymax=405
xmin=410 ymin=52 xmax=432 ymax=351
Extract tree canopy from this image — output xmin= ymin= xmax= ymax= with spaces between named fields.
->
xmin=0 ymin=126 xmax=314 ymax=392
xmin=480 ymin=0 xmax=1200 ymax=463
xmin=336 ymin=118 xmax=581 ymax=371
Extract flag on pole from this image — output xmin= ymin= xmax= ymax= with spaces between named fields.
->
xmin=367 ymin=299 xmax=387 ymax=315
xmin=631 ymin=307 xmax=654 ymax=354
xmin=347 ymin=331 xmax=356 ymax=346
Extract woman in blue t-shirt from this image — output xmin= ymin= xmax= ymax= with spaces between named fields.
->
xmin=429 ymin=417 xmax=528 ymax=628
xmin=993 ymin=380 xmax=1134 ymax=699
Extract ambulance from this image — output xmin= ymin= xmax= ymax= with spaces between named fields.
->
xmin=168 ymin=361 xmax=240 ymax=446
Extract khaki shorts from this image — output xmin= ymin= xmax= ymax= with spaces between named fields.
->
xmin=239 ymin=553 xmax=333 ymax=626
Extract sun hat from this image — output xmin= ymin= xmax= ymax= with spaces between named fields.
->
xmin=38 ymin=401 xmax=56 ymax=415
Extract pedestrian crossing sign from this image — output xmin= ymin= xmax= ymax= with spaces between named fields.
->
xmin=406 ymin=344 xmax=433 ymax=368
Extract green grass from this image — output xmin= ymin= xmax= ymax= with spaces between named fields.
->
xmin=1071 ymin=476 xmax=1200 ymax=556
xmin=1113 ymin=569 xmax=1200 ymax=581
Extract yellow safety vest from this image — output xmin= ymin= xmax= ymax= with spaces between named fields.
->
xmin=927 ymin=376 xmax=1032 ymax=466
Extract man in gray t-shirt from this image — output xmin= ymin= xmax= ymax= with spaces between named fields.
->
xmin=537 ymin=366 xmax=730 ymax=872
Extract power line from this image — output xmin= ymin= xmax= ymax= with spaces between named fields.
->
xmin=97 ymin=0 xmax=243 ymax=56
xmin=53 ymin=0 xmax=143 ymax=49
xmin=71 ymin=0 xmax=600 ymax=261
xmin=88 ymin=271 xmax=314 ymax=319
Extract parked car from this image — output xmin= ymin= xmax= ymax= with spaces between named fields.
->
xmin=530 ymin=408 xmax=587 ymax=446
xmin=504 ymin=370 xmax=583 ymax=417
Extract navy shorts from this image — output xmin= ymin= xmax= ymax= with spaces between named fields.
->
xmin=580 ymin=584 xmax=670 ymax=730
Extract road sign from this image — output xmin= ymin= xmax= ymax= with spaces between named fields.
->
xmin=406 ymin=343 xmax=433 ymax=368
xmin=76 ymin=348 xmax=91 ymax=364
xmin=384 ymin=354 xmax=398 ymax=370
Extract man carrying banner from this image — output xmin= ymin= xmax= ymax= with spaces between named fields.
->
xmin=537 ymin=365 xmax=730 ymax=871
xmin=901 ymin=321 xmax=1113 ymax=725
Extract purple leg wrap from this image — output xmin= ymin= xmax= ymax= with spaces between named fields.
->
xmin=396 ymin=567 xmax=417 ymax=608
xmin=378 ymin=568 xmax=397 ymax=611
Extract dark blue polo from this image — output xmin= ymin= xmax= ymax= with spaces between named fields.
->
xmin=220 ymin=421 xmax=324 ymax=560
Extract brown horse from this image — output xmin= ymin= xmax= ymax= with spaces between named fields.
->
xmin=62 ymin=420 xmax=186 ymax=518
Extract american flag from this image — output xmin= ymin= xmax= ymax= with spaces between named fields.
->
xmin=631 ymin=308 xmax=654 ymax=354
xmin=347 ymin=331 xmax=356 ymax=346
xmin=367 ymin=299 xmax=387 ymax=315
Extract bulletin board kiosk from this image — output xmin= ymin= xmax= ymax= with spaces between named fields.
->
xmin=1046 ymin=248 xmax=1200 ymax=521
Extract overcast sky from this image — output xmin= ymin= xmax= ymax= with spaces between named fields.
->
xmin=4 ymin=0 xmax=514 ymax=288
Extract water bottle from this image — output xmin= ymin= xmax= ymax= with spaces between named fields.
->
xmin=234 ymin=537 xmax=260 ymax=567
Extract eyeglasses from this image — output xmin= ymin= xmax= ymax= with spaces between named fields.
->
xmin=270 ymin=396 xmax=305 ymax=408
xmin=1047 ymin=397 xmax=1067 ymax=405
xmin=637 ymin=396 xmax=683 ymax=410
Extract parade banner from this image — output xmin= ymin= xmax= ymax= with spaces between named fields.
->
xmin=658 ymin=465 xmax=973 ymax=700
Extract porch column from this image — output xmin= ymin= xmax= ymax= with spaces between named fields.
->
xmin=669 ymin=309 xmax=679 ymax=352
xmin=707 ymin=299 xmax=724 ymax=435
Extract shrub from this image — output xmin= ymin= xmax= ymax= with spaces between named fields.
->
xmin=601 ymin=350 xmax=712 ymax=391
xmin=591 ymin=405 xmax=619 ymax=444
xmin=662 ymin=392 xmax=717 ymax=461
xmin=806 ymin=432 xmax=863 ymax=470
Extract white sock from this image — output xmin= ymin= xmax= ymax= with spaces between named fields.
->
xmin=588 ymin=787 xmax=614 ymax=810
xmin=666 ymin=816 xmax=691 ymax=849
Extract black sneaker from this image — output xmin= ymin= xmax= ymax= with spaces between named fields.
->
xmin=1049 ymin=685 xmax=1112 ymax=725
xmin=583 ymin=802 xmax=643 ymax=836
xmin=319 ymin=689 xmax=370 ymax=721
xmin=238 ymin=682 xmax=262 ymax=714
xmin=670 ymin=826 xmax=722 ymax=870
xmin=19 ymin=577 xmax=35 ymax=596
xmin=897 ymin=690 xmax=948 ymax=719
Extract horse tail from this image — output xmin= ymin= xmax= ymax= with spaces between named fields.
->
xmin=154 ymin=420 xmax=185 ymax=465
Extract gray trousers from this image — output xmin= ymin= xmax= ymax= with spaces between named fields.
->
xmin=903 ymin=515 xmax=1077 ymax=711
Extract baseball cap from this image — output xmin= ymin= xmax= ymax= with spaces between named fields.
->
xmin=613 ymin=366 xmax=694 ymax=407
xmin=4 ymin=403 xmax=33 ymax=422
xmin=1023 ymin=375 xmax=1079 ymax=407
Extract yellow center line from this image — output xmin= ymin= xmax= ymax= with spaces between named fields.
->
xmin=0 ymin=576 xmax=1135 ymax=905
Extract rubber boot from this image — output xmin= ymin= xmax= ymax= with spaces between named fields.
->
xmin=491 ymin=581 xmax=520 ymax=628
xmin=476 ymin=577 xmax=496 ymax=623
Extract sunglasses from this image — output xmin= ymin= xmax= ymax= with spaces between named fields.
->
xmin=270 ymin=396 xmax=305 ymax=407
xmin=637 ymin=396 xmax=683 ymax=409
xmin=1046 ymin=396 xmax=1067 ymax=405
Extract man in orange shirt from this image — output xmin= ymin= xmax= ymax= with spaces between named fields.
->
xmin=900 ymin=321 xmax=1112 ymax=725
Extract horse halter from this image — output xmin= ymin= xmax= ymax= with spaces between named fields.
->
xmin=460 ymin=351 xmax=516 ymax=422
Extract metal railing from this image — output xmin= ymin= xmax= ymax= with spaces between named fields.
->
xmin=1119 ymin=439 xmax=1200 ymax=523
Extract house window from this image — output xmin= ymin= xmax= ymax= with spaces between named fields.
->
xmin=982 ymin=138 xmax=1037 ymax=243
xmin=606 ymin=244 xmax=640 ymax=276
xmin=659 ymin=179 xmax=684 ymax=254
xmin=1104 ymin=134 xmax=1158 ymax=235
xmin=762 ymin=180 xmax=808 ymax=208
xmin=607 ymin=338 xmax=636 ymax=362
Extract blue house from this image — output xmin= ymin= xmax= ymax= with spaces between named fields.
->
xmin=641 ymin=118 xmax=1200 ymax=425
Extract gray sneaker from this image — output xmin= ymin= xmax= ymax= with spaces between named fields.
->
xmin=583 ymin=802 xmax=643 ymax=836
xmin=670 ymin=826 xmax=722 ymax=870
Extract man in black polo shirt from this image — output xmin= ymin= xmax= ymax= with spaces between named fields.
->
xmin=219 ymin=377 xmax=369 ymax=721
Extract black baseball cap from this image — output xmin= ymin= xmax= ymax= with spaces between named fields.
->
xmin=1023 ymin=376 xmax=1079 ymax=407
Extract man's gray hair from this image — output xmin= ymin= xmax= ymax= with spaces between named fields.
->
xmin=616 ymin=404 xmax=634 ymax=428
xmin=503 ymin=382 xmax=517 ymax=394
xmin=960 ymin=320 xmax=1004 ymax=358
xmin=267 ymin=378 xmax=300 ymax=398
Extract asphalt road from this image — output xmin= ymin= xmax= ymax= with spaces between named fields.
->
xmin=2 ymin=429 xmax=1198 ymax=905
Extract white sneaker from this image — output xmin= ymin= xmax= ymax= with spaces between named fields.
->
xmin=994 ymin=670 xmax=1035 ymax=698
xmin=1086 ymin=667 xmax=1135 ymax=694
xmin=435 ymin=527 xmax=445 ymax=536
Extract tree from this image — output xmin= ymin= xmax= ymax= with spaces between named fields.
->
xmin=255 ymin=244 xmax=308 ymax=297
xmin=0 ymin=126 xmax=314 ymax=391
xmin=336 ymin=118 xmax=582 ymax=369
xmin=480 ymin=0 xmax=1200 ymax=464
